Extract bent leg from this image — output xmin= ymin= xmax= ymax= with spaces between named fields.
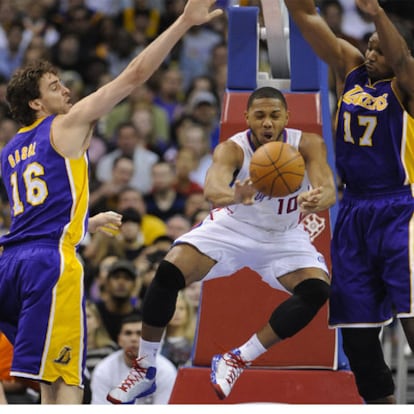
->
xmin=259 ymin=275 xmax=330 ymax=347
xmin=142 ymin=243 xmax=216 ymax=342
xmin=256 ymin=268 xmax=330 ymax=347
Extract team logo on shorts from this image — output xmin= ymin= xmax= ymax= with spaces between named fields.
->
xmin=301 ymin=213 xmax=325 ymax=242
xmin=54 ymin=346 xmax=72 ymax=365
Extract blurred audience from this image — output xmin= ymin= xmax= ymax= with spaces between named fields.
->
xmin=116 ymin=186 xmax=167 ymax=246
xmin=144 ymin=161 xmax=186 ymax=222
xmin=95 ymin=122 xmax=159 ymax=195
xmin=161 ymin=291 xmax=196 ymax=368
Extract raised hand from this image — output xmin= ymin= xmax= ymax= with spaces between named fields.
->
xmin=355 ymin=0 xmax=381 ymax=16
xmin=182 ymin=0 xmax=224 ymax=27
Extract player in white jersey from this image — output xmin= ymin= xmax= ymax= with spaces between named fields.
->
xmin=107 ymin=86 xmax=336 ymax=404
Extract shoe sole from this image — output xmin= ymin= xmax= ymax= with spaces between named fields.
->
xmin=211 ymin=382 xmax=226 ymax=400
xmin=106 ymin=382 xmax=156 ymax=404
xmin=210 ymin=354 xmax=227 ymax=400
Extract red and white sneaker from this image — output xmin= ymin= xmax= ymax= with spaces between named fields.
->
xmin=210 ymin=349 xmax=251 ymax=399
xmin=106 ymin=357 xmax=156 ymax=404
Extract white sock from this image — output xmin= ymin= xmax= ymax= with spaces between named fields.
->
xmin=237 ymin=334 xmax=267 ymax=362
xmin=138 ymin=338 xmax=160 ymax=366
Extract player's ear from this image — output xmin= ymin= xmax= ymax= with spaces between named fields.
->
xmin=285 ymin=109 xmax=290 ymax=125
xmin=29 ymin=99 xmax=42 ymax=111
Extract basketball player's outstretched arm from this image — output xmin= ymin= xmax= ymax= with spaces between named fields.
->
xmin=204 ymin=140 xmax=256 ymax=207
xmin=54 ymin=0 xmax=222 ymax=158
xmin=356 ymin=0 xmax=414 ymax=115
xmin=297 ymin=133 xmax=336 ymax=213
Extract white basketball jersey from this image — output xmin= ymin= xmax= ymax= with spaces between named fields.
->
xmin=216 ymin=128 xmax=309 ymax=232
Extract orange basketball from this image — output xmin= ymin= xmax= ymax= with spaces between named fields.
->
xmin=249 ymin=141 xmax=305 ymax=197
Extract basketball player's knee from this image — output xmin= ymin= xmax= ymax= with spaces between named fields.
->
xmin=142 ymin=260 xmax=186 ymax=327
xmin=294 ymin=278 xmax=330 ymax=311
xmin=342 ymin=328 xmax=395 ymax=401
xmin=268 ymin=279 xmax=330 ymax=339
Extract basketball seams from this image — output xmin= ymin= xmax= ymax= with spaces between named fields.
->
xmin=249 ymin=141 xmax=305 ymax=197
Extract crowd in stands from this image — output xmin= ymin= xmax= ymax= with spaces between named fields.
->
xmin=0 ymin=0 xmax=413 ymax=405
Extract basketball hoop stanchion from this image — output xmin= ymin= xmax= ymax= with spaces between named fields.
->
xmin=260 ymin=0 xmax=290 ymax=80
xmin=168 ymin=3 xmax=361 ymax=405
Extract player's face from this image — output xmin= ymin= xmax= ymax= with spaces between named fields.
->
xmin=364 ymin=32 xmax=394 ymax=81
xmin=35 ymin=72 xmax=72 ymax=115
xmin=245 ymin=97 xmax=289 ymax=148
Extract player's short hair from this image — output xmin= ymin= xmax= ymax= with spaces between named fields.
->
xmin=247 ymin=87 xmax=288 ymax=110
xmin=6 ymin=60 xmax=58 ymax=126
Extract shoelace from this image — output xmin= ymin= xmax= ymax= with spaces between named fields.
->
xmin=119 ymin=357 xmax=148 ymax=391
xmin=223 ymin=352 xmax=250 ymax=385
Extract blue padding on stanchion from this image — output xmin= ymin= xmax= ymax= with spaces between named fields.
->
xmin=227 ymin=7 xmax=258 ymax=90
xmin=289 ymin=18 xmax=319 ymax=91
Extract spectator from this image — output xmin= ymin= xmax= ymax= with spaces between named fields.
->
xmin=165 ymin=214 xmax=192 ymax=240
xmin=144 ymin=161 xmax=186 ymax=221
xmin=178 ymin=24 xmax=223 ymax=89
xmin=88 ymin=255 xmax=119 ymax=302
xmin=106 ymin=28 xmax=144 ymax=78
xmin=95 ymin=122 xmax=159 ymax=195
xmin=118 ymin=207 xmax=146 ymax=261
xmin=0 ymin=117 xmax=18 ymax=151
xmin=190 ymin=207 xmax=211 ymax=226
xmin=83 ymin=300 xmax=118 ymax=404
xmin=152 ymin=65 xmax=185 ymax=124
xmin=50 ymin=32 xmax=85 ymax=76
xmin=130 ymin=102 xmax=169 ymax=157
xmin=0 ymin=21 xmax=29 ymax=80
xmin=22 ymin=2 xmax=60 ymax=48
xmin=184 ymin=191 xmax=210 ymax=222
xmin=178 ymin=123 xmax=213 ymax=187
xmin=173 ymin=147 xmax=204 ymax=196
xmin=320 ymin=0 xmax=364 ymax=50
xmin=161 ymin=291 xmax=196 ymax=368
xmin=86 ymin=300 xmax=118 ymax=375
xmin=187 ymin=90 xmax=221 ymax=150
xmin=117 ymin=186 xmax=167 ymax=246
xmin=96 ymin=259 xmax=142 ymax=342
xmin=91 ymin=313 xmax=177 ymax=404
xmin=89 ymin=155 xmax=135 ymax=216
xmin=183 ymin=280 xmax=203 ymax=315
xmin=99 ymin=82 xmax=169 ymax=145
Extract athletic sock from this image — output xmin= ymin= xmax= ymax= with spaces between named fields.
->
xmin=138 ymin=338 xmax=160 ymax=367
xmin=237 ymin=333 xmax=267 ymax=362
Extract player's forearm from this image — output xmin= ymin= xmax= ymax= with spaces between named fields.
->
xmin=204 ymin=184 xmax=236 ymax=207
xmin=284 ymin=0 xmax=316 ymax=15
xmin=371 ymin=7 xmax=411 ymax=71
xmin=123 ymin=15 xmax=191 ymax=86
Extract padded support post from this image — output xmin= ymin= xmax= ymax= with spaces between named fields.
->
xmin=289 ymin=17 xmax=319 ymax=91
xmin=227 ymin=6 xmax=258 ymax=90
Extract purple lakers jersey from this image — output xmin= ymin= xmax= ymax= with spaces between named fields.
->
xmin=335 ymin=65 xmax=414 ymax=192
xmin=0 ymin=115 xmax=89 ymax=247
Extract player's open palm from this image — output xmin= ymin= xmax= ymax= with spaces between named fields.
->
xmin=183 ymin=0 xmax=223 ymax=26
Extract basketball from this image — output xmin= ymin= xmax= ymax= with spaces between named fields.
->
xmin=249 ymin=141 xmax=305 ymax=197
